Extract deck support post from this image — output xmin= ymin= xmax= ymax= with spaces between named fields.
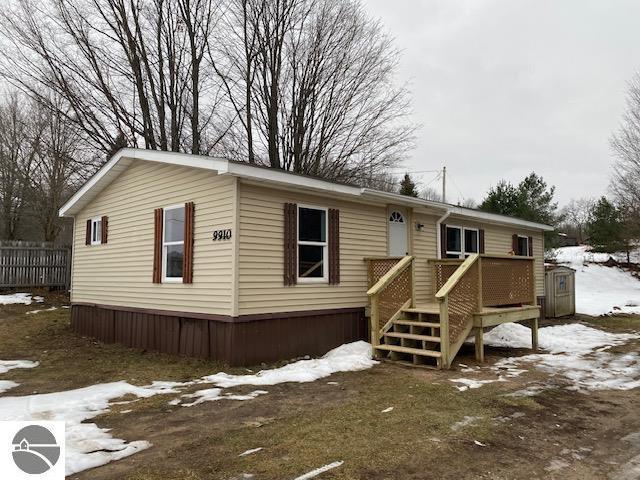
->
xmin=474 ymin=327 xmax=485 ymax=363
xmin=531 ymin=316 xmax=539 ymax=351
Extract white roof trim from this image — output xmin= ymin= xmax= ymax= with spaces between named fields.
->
xmin=60 ymin=149 xmax=229 ymax=216
xmin=60 ymin=148 xmax=554 ymax=232
xmin=447 ymin=206 xmax=555 ymax=231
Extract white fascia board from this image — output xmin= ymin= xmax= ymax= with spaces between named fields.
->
xmin=226 ymin=162 xmax=362 ymax=197
xmin=447 ymin=206 xmax=554 ymax=231
xmin=59 ymin=148 xmax=229 ymax=217
xmin=361 ymin=188 xmax=552 ymax=231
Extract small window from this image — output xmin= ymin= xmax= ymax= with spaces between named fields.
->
xmin=557 ymin=275 xmax=567 ymax=292
xmin=298 ymin=206 xmax=327 ymax=282
xmin=446 ymin=226 xmax=462 ymax=258
xmin=389 ymin=211 xmax=404 ymax=223
xmin=91 ymin=217 xmax=102 ymax=245
xmin=163 ymin=205 xmax=185 ymax=282
xmin=446 ymin=226 xmax=478 ymax=259
xmin=516 ymin=235 xmax=529 ymax=256
xmin=464 ymin=229 xmax=479 ymax=254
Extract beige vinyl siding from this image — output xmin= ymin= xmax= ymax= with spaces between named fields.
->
xmin=237 ymin=182 xmax=387 ymax=314
xmin=411 ymin=212 xmax=439 ymax=304
xmin=72 ymin=161 xmax=235 ymax=315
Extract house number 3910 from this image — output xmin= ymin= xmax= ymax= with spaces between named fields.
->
xmin=213 ymin=229 xmax=232 ymax=241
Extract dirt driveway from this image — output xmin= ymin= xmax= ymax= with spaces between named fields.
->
xmin=1 ymin=295 xmax=639 ymax=480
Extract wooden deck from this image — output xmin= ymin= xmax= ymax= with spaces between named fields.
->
xmin=366 ymin=254 xmax=541 ymax=369
xmin=409 ymin=302 xmax=541 ymax=364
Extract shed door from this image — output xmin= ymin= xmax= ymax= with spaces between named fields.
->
xmin=388 ymin=208 xmax=408 ymax=256
xmin=554 ymin=273 xmax=574 ymax=317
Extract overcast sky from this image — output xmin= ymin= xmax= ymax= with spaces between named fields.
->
xmin=364 ymin=0 xmax=640 ymax=206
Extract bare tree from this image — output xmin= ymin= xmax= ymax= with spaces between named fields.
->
xmin=560 ymin=198 xmax=594 ymax=243
xmin=1 ymin=0 xmax=414 ymax=183
xmin=421 ymin=186 xmax=441 ymax=202
xmin=0 ymin=0 xmax=230 ymax=156
xmin=0 ymin=94 xmax=38 ymax=240
xmin=30 ymin=98 xmax=95 ymax=241
xmin=611 ymin=72 xmax=640 ymax=225
xmin=211 ymin=0 xmax=414 ymax=177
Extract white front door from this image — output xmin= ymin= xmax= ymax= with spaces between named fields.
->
xmin=388 ymin=208 xmax=408 ymax=256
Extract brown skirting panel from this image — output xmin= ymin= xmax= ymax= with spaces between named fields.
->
xmin=70 ymin=304 xmax=367 ymax=366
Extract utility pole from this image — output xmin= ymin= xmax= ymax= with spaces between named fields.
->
xmin=442 ymin=166 xmax=447 ymax=204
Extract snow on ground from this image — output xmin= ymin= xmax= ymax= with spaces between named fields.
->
xmin=0 ymin=360 xmax=39 ymax=394
xmin=0 ymin=293 xmax=44 ymax=305
xmin=452 ymin=323 xmax=640 ymax=394
xmin=553 ymin=246 xmax=640 ymax=316
xmin=0 ymin=342 xmax=377 ymax=474
xmin=201 ymin=341 xmax=377 ymax=389
xmin=0 ymin=380 xmax=19 ymax=394
xmin=0 ymin=359 xmax=39 ymax=374
xmin=0 ymin=381 xmax=180 ymax=475
xmin=26 ymin=306 xmax=58 ymax=315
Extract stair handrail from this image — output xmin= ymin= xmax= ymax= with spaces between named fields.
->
xmin=366 ymin=255 xmax=414 ymax=355
xmin=366 ymin=255 xmax=414 ymax=296
xmin=434 ymin=254 xmax=480 ymax=368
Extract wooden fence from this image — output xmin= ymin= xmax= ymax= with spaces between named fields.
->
xmin=0 ymin=241 xmax=71 ymax=290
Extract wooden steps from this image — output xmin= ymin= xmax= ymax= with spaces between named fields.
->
xmin=375 ymin=344 xmax=442 ymax=358
xmin=393 ymin=319 xmax=440 ymax=328
xmin=384 ymin=332 xmax=441 ymax=343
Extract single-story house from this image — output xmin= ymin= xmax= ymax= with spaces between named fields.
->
xmin=60 ymin=148 xmax=553 ymax=368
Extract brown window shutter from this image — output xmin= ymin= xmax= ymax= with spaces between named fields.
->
xmin=101 ymin=216 xmax=108 ymax=244
xmin=440 ymin=223 xmax=447 ymax=258
xmin=528 ymin=236 xmax=534 ymax=257
xmin=283 ymin=203 xmax=297 ymax=286
xmin=153 ymin=208 xmax=163 ymax=283
xmin=512 ymin=234 xmax=519 ymax=254
xmin=479 ymin=229 xmax=485 ymax=254
xmin=329 ymin=208 xmax=340 ymax=285
xmin=183 ymin=202 xmax=195 ymax=284
xmin=85 ymin=219 xmax=91 ymax=246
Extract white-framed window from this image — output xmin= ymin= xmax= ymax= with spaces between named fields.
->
xmin=90 ymin=217 xmax=102 ymax=245
xmin=445 ymin=226 xmax=479 ymax=259
xmin=162 ymin=205 xmax=185 ymax=282
xmin=516 ymin=235 xmax=529 ymax=256
xmin=297 ymin=205 xmax=328 ymax=283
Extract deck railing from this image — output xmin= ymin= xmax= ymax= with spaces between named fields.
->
xmin=432 ymin=254 xmax=536 ymax=367
xmin=434 ymin=255 xmax=480 ymax=367
xmin=365 ymin=256 xmax=414 ymax=351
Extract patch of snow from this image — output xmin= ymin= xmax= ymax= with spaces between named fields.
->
xmin=203 ymin=341 xmax=377 ymax=388
xmin=545 ymin=459 xmax=570 ymax=472
xmin=451 ymin=416 xmax=481 ymax=431
xmin=0 ymin=380 xmax=19 ymax=394
xmin=473 ymin=440 xmax=487 ymax=447
xmin=0 ymin=380 xmax=178 ymax=475
xmin=483 ymin=323 xmax=637 ymax=354
xmin=488 ymin=324 xmax=640 ymax=392
xmin=26 ymin=306 xmax=58 ymax=315
xmin=294 ymin=461 xmax=344 ymax=480
xmin=381 ymin=407 xmax=394 ymax=413
xmin=553 ymin=246 xmax=640 ymax=315
xmin=0 ymin=360 xmax=39 ymax=374
xmin=180 ymin=389 xmax=268 ymax=407
xmin=239 ymin=447 xmax=263 ymax=457
xmin=450 ymin=377 xmax=505 ymax=391
xmin=0 ymin=293 xmax=43 ymax=305
xmin=120 ymin=409 xmax=132 ymax=414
